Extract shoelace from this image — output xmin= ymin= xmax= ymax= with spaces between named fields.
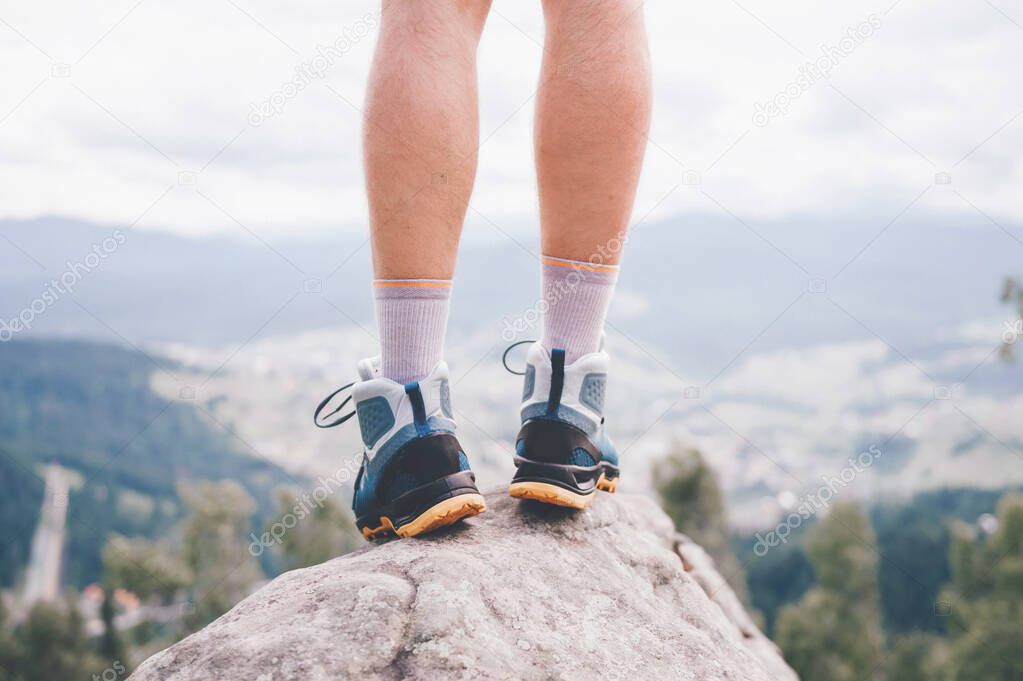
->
xmin=501 ymin=339 xmax=535 ymax=376
xmin=313 ymin=381 xmax=357 ymax=428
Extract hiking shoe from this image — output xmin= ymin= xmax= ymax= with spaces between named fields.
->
xmin=506 ymin=341 xmax=619 ymax=509
xmin=314 ymin=359 xmax=485 ymax=540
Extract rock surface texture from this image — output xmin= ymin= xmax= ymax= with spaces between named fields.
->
xmin=130 ymin=489 xmax=798 ymax=681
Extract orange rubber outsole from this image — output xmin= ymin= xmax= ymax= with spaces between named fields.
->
xmin=508 ymin=472 xmax=618 ymax=509
xmin=360 ymin=494 xmax=487 ymax=541
xmin=508 ymin=482 xmax=594 ymax=509
xmin=596 ymin=472 xmax=619 ymax=493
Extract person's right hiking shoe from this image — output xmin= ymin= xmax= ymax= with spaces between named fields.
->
xmin=315 ymin=358 xmax=485 ymax=540
xmin=507 ymin=341 xmax=619 ymax=509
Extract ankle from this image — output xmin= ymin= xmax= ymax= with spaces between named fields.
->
xmin=374 ymin=279 xmax=452 ymax=383
xmin=539 ymin=255 xmax=619 ymax=363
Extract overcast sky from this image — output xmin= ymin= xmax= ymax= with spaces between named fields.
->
xmin=1 ymin=0 xmax=1021 ymax=238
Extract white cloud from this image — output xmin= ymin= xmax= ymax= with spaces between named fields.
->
xmin=1 ymin=0 xmax=1021 ymax=236
xmin=711 ymin=339 xmax=933 ymax=409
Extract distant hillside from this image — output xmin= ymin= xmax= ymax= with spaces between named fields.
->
xmin=0 ymin=339 xmax=306 ymax=587
xmin=0 ymin=448 xmax=44 ymax=587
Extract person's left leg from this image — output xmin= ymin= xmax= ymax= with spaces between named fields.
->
xmin=323 ymin=0 xmax=493 ymax=541
xmin=509 ymin=0 xmax=651 ymax=509
xmin=365 ymin=0 xmax=492 ymax=384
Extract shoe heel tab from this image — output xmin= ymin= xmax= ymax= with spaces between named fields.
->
xmin=546 ymin=348 xmax=566 ymax=416
xmin=404 ymin=382 xmax=428 ymax=432
xmin=550 ymin=347 xmax=566 ymax=373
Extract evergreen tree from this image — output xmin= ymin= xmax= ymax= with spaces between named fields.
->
xmin=102 ymin=534 xmax=192 ymax=603
xmin=179 ymin=480 xmax=263 ymax=631
xmin=654 ymin=447 xmax=748 ymax=600
xmin=14 ymin=598 xmax=103 ymax=681
xmin=941 ymin=494 xmax=1023 ymax=681
xmin=887 ymin=633 xmax=948 ymax=681
xmin=98 ymin=587 xmax=129 ymax=671
xmin=268 ymin=487 xmax=360 ymax=571
xmin=774 ymin=501 xmax=883 ymax=681
xmin=0 ymin=600 xmax=19 ymax=681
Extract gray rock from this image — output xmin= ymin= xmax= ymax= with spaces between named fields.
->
xmin=130 ymin=490 xmax=797 ymax=681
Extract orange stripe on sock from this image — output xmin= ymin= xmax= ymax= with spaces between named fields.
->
xmin=541 ymin=258 xmax=619 ymax=273
xmin=373 ymin=280 xmax=452 ymax=288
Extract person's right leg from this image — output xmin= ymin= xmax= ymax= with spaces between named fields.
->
xmin=535 ymin=0 xmax=650 ymax=362
xmin=330 ymin=0 xmax=492 ymax=540
xmin=364 ymin=0 xmax=491 ymax=383
xmin=509 ymin=0 xmax=651 ymax=509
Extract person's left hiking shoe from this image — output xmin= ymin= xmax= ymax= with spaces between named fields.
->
xmin=314 ymin=358 xmax=485 ymax=540
xmin=506 ymin=341 xmax=619 ymax=509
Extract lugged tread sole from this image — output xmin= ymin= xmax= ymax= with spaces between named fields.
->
xmin=596 ymin=472 xmax=619 ymax=493
xmin=508 ymin=481 xmax=594 ymax=509
xmin=361 ymin=493 xmax=487 ymax=541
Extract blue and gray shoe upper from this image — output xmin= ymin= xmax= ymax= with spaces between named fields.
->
xmin=518 ymin=341 xmax=618 ymax=469
xmin=316 ymin=358 xmax=475 ymax=529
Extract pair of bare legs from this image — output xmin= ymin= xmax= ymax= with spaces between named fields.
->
xmin=336 ymin=0 xmax=651 ymax=536
xmin=363 ymin=0 xmax=651 ymax=278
